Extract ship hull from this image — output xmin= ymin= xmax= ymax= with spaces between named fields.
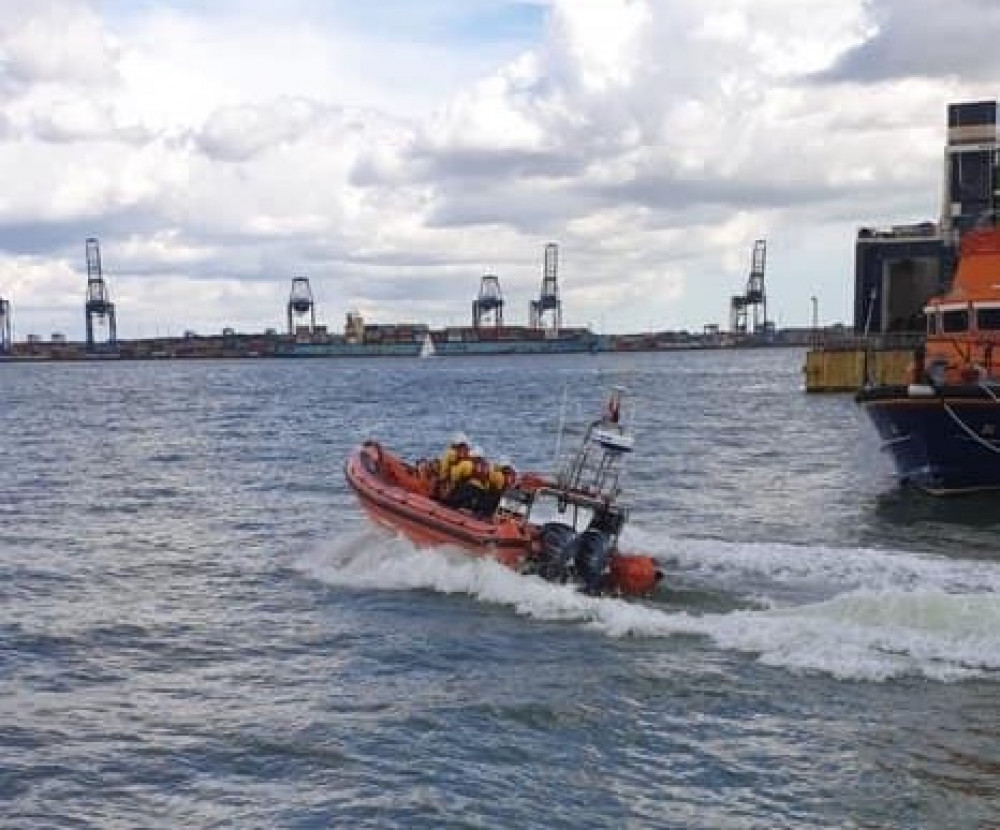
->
xmin=277 ymin=332 xmax=606 ymax=358
xmin=435 ymin=336 xmax=602 ymax=355
xmin=857 ymin=384 xmax=1000 ymax=494
xmin=276 ymin=341 xmax=421 ymax=357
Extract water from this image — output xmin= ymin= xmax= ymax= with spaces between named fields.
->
xmin=2 ymin=350 xmax=999 ymax=828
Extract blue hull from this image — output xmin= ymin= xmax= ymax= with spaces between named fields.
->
xmin=857 ymin=385 xmax=1000 ymax=493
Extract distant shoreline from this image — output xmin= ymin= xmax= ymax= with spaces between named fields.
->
xmin=0 ymin=339 xmax=810 ymax=363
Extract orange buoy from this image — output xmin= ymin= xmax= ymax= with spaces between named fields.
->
xmin=609 ymin=555 xmax=663 ymax=595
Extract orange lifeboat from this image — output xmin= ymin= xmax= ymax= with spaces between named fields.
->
xmin=921 ymin=224 xmax=1000 ymax=384
xmin=856 ymin=221 xmax=1000 ymax=493
xmin=344 ymin=390 xmax=663 ymax=596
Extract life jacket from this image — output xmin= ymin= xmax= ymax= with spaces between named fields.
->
xmin=439 ymin=444 xmax=469 ymax=488
xmin=488 ymin=466 xmax=506 ymax=492
xmin=464 ymin=457 xmax=490 ymax=491
xmin=449 ymin=458 xmax=476 ymax=487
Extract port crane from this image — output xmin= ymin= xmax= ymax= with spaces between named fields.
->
xmin=729 ymin=239 xmax=768 ymax=336
xmin=472 ymin=273 xmax=504 ymax=328
xmin=287 ymin=277 xmax=316 ymax=334
xmin=530 ymin=242 xmax=562 ymax=331
xmin=84 ymin=237 xmax=117 ymax=351
xmin=0 ymin=296 xmax=10 ymax=354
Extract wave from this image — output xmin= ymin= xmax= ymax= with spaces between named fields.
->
xmin=297 ymin=527 xmax=1000 ymax=684
xmin=634 ymin=528 xmax=1000 ymax=598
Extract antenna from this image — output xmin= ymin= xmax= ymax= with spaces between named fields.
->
xmin=553 ymin=383 xmax=569 ymax=471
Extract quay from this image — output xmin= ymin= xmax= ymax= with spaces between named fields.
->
xmin=803 ymin=335 xmax=919 ymax=393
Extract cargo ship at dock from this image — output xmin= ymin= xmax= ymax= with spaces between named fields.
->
xmin=277 ymin=320 xmax=606 ymax=358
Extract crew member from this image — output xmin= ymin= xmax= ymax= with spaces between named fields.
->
xmin=481 ymin=456 xmax=517 ymax=515
xmin=487 ymin=456 xmax=509 ymax=493
xmin=437 ymin=432 xmax=470 ymax=499
xmin=447 ymin=445 xmax=489 ymax=512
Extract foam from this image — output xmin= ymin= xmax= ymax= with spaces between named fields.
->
xmin=627 ymin=527 xmax=1000 ymax=597
xmin=298 ymin=528 xmax=1000 ymax=683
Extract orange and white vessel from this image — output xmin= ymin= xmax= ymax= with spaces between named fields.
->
xmin=344 ymin=389 xmax=663 ymax=595
xmin=857 ymin=220 xmax=1000 ymax=493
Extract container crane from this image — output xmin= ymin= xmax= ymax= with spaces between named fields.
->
xmin=84 ymin=237 xmax=117 ymax=351
xmin=472 ymin=273 xmax=504 ymax=328
xmin=729 ymin=239 xmax=768 ymax=336
xmin=530 ymin=242 xmax=561 ymax=331
xmin=287 ymin=277 xmax=316 ymax=334
xmin=0 ymin=297 xmax=11 ymax=354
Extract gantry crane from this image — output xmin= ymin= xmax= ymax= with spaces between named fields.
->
xmin=472 ymin=273 xmax=504 ymax=328
xmin=530 ymin=242 xmax=561 ymax=331
xmin=84 ymin=237 xmax=117 ymax=351
xmin=287 ymin=277 xmax=316 ymax=334
xmin=729 ymin=239 xmax=767 ymax=336
xmin=0 ymin=297 xmax=11 ymax=354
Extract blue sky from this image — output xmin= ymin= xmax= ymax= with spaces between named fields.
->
xmin=2 ymin=0 xmax=1000 ymax=340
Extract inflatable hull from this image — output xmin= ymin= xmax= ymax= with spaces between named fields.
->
xmin=344 ymin=441 xmax=662 ymax=595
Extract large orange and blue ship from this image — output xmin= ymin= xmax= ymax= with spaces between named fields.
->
xmin=857 ymin=219 xmax=1000 ymax=494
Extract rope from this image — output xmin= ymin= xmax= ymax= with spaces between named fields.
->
xmin=942 ymin=398 xmax=1000 ymax=456
xmin=979 ymin=381 xmax=1000 ymax=403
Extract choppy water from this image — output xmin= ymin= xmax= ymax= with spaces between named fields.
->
xmin=2 ymin=349 xmax=999 ymax=828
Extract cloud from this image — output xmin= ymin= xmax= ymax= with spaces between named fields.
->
xmin=194 ymin=98 xmax=328 ymax=162
xmin=816 ymin=0 xmax=1000 ymax=83
xmin=0 ymin=0 xmax=995 ymax=339
xmin=0 ymin=0 xmax=119 ymax=88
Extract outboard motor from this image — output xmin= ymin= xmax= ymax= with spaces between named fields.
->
xmin=535 ymin=522 xmax=578 ymax=582
xmin=572 ymin=529 xmax=613 ymax=595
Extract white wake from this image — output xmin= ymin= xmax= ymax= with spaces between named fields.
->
xmin=298 ymin=526 xmax=1000 ymax=683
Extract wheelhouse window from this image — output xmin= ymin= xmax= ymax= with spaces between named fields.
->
xmin=941 ymin=309 xmax=969 ymax=333
xmin=926 ymin=312 xmax=938 ymax=335
xmin=976 ymin=307 xmax=1000 ymax=331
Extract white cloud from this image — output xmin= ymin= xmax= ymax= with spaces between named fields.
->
xmin=0 ymin=0 xmax=119 ymax=86
xmin=0 ymin=0 xmax=995 ymax=339
xmin=195 ymin=98 xmax=327 ymax=162
xmin=552 ymin=0 xmax=650 ymax=92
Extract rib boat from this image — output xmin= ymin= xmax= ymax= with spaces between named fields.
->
xmin=344 ymin=389 xmax=663 ymax=595
xmin=856 ymin=220 xmax=1000 ymax=493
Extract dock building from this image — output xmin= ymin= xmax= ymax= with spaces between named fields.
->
xmin=853 ymin=101 xmax=999 ymax=336
xmin=807 ymin=100 xmax=1000 ymax=391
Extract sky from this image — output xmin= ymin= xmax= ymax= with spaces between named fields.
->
xmin=1 ymin=0 xmax=999 ymax=340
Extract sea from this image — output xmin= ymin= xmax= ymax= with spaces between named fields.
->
xmin=2 ymin=348 xmax=999 ymax=829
